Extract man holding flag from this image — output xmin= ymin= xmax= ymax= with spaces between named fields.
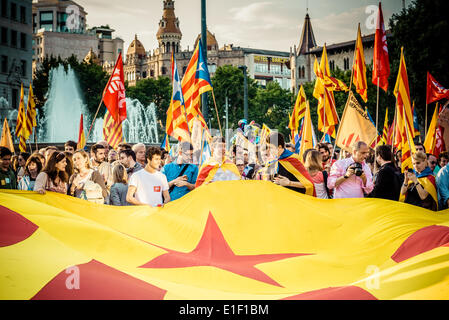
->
xmin=266 ymin=131 xmax=315 ymax=197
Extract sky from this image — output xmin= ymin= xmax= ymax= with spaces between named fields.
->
xmin=76 ymin=0 xmax=406 ymax=54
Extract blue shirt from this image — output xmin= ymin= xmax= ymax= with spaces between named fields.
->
xmin=436 ymin=165 xmax=449 ymax=209
xmin=161 ymin=163 xmax=198 ymax=201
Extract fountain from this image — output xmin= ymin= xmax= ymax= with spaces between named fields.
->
xmin=39 ymin=64 xmax=159 ymax=144
xmin=90 ymin=98 xmax=159 ymax=144
xmin=40 ymin=65 xmax=86 ymax=142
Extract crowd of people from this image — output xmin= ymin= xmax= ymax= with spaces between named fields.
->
xmin=0 ymin=132 xmax=448 ymax=211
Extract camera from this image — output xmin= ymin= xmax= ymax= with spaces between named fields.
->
xmin=407 ymin=168 xmax=414 ymax=173
xmin=350 ymin=162 xmax=363 ymax=176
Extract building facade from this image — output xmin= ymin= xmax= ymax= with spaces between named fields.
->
xmin=0 ymin=0 xmax=33 ymax=123
xmin=115 ymin=0 xmax=292 ymax=90
xmin=32 ymin=0 xmax=123 ymax=73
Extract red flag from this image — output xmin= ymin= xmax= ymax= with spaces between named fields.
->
xmin=426 ymin=72 xmax=449 ymax=104
xmin=372 ymin=2 xmax=390 ymax=92
xmin=103 ymin=53 xmax=126 ymax=123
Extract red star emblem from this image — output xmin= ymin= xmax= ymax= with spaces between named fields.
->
xmin=139 ymin=212 xmax=313 ymax=287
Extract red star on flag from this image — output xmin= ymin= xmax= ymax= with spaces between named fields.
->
xmin=139 ymin=212 xmax=313 ymax=287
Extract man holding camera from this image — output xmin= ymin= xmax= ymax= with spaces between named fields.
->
xmin=327 ymin=141 xmax=374 ymax=199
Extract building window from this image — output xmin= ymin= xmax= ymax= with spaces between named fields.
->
xmin=10 ymin=29 xmax=17 ymax=47
xmin=150 ymin=69 xmax=154 ymax=77
xmin=1 ymin=0 xmax=8 ymax=18
xmin=182 ymin=66 xmax=187 ymax=74
xmin=142 ymin=71 xmax=147 ymax=78
xmin=10 ymin=1 xmax=16 ymax=21
xmin=1 ymin=27 xmax=7 ymax=45
xmin=344 ymin=58 xmax=350 ymax=71
xmin=40 ymin=11 xmax=53 ymax=31
xmin=1 ymin=55 xmax=8 ymax=73
xmin=21 ymin=60 xmax=26 ymax=77
xmin=20 ymin=5 xmax=25 ymax=23
xmin=20 ymin=32 xmax=25 ymax=49
xmin=301 ymin=66 xmax=305 ymax=78
xmin=161 ymin=67 xmax=167 ymax=75
xmin=330 ymin=60 xmax=335 ymax=72
xmin=254 ymin=63 xmax=268 ymax=73
xmin=12 ymin=88 xmax=18 ymax=109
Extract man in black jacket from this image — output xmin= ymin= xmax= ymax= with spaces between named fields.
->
xmin=368 ymin=145 xmax=401 ymax=201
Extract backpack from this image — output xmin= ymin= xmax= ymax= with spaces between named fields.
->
xmin=80 ymin=173 xmax=104 ymax=204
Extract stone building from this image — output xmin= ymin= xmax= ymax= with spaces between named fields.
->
xmin=290 ymin=13 xmax=389 ymax=95
xmin=113 ymin=0 xmax=291 ymax=90
xmin=0 ymin=0 xmax=33 ymax=123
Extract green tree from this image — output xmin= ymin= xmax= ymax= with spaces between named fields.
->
xmin=207 ymin=65 xmax=258 ymax=131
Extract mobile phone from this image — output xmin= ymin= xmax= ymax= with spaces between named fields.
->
xmin=407 ymin=168 xmax=414 ymax=173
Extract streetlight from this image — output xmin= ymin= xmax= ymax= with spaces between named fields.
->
xmin=238 ymin=65 xmax=248 ymax=120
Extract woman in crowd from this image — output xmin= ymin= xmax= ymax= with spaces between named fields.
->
xmin=18 ymin=154 xmax=43 ymax=191
xmin=400 ymin=151 xmax=438 ymax=211
xmin=109 ymin=164 xmax=130 ymax=206
xmin=16 ymin=152 xmax=31 ymax=181
xmin=68 ymin=150 xmax=108 ymax=203
xmin=304 ymin=150 xmax=330 ymax=199
xmin=108 ymin=149 xmax=118 ymax=164
xmin=34 ymin=152 xmax=69 ymax=195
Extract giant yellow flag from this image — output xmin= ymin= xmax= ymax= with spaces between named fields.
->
xmin=1 ymin=182 xmax=449 ymax=300
xmin=336 ymin=91 xmax=378 ymax=152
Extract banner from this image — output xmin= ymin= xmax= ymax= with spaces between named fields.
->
xmin=336 ymin=91 xmax=378 ymax=151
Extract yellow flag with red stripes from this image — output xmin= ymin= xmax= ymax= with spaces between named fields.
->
xmin=1 ymin=182 xmax=449 ymax=300
xmin=352 ymin=24 xmax=368 ymax=103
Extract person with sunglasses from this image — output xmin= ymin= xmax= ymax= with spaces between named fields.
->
xmin=427 ymin=154 xmax=438 ymax=174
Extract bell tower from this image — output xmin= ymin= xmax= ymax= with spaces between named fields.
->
xmin=156 ymin=0 xmax=182 ymax=54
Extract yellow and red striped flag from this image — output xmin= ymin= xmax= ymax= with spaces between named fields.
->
xmin=352 ymin=24 xmax=368 ymax=103
xmin=313 ymin=45 xmax=340 ymax=138
xmin=0 ymin=118 xmax=15 ymax=154
xmin=15 ymin=84 xmax=26 ymax=152
xmin=166 ymin=53 xmax=191 ymax=142
xmin=103 ymin=110 xmax=123 ymax=149
xmin=288 ymin=85 xmax=307 ymax=142
xmin=381 ymin=108 xmax=389 ymax=144
xmin=393 ymin=47 xmax=415 ymax=172
xmin=77 ymin=114 xmax=86 ymax=150
xmin=24 ymin=83 xmax=36 ymax=141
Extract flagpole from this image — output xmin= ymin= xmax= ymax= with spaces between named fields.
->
xmin=391 ymin=106 xmax=397 ymax=153
xmin=425 ymin=102 xmax=428 ymax=136
xmin=211 ymin=90 xmax=223 ymax=137
xmin=86 ymin=98 xmax=103 ymax=143
xmin=374 ymin=77 xmax=380 ymax=172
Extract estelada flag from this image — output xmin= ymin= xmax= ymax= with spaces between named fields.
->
xmin=372 ymin=2 xmax=390 ymax=92
xmin=195 ymin=157 xmax=240 ymax=187
xmin=103 ymin=53 xmax=126 ymax=123
xmin=166 ymin=53 xmax=191 ymax=142
xmin=0 ymin=118 xmax=15 ymax=154
xmin=336 ymin=91 xmax=378 ymax=152
xmin=426 ymin=72 xmax=449 ymax=104
xmin=77 ymin=114 xmax=86 ymax=150
xmin=181 ymin=41 xmax=209 ymax=131
xmin=3 ymin=181 xmax=449 ymax=300
xmin=353 ymin=24 xmax=368 ymax=103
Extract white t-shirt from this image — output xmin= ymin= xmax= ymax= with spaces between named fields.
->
xmin=128 ymin=169 xmax=169 ymax=207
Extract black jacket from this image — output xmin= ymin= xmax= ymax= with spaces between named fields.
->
xmin=368 ymin=162 xmax=401 ymax=201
